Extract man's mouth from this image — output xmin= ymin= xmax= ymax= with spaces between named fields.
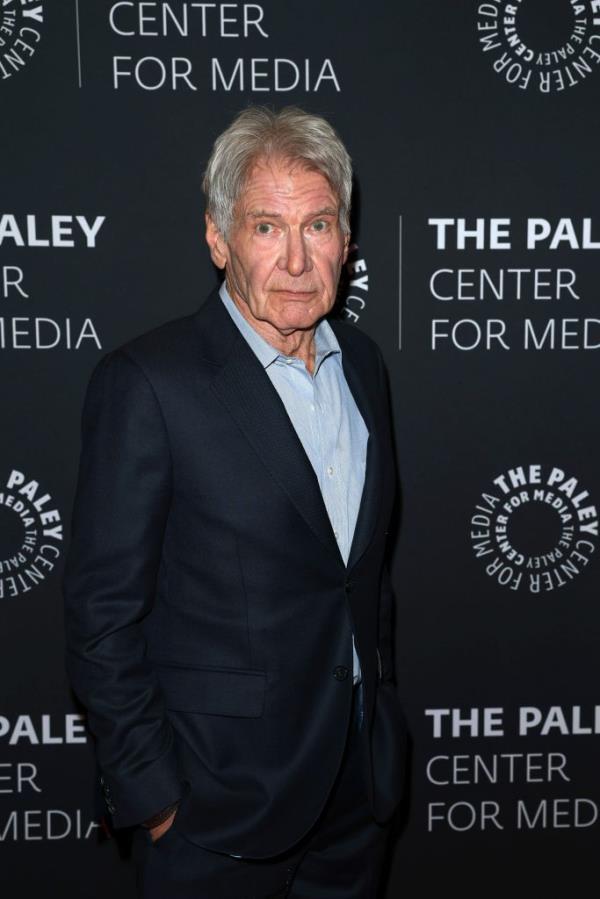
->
xmin=271 ymin=289 xmax=316 ymax=298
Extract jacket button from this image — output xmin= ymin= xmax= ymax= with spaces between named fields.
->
xmin=344 ymin=579 xmax=353 ymax=594
xmin=333 ymin=665 xmax=349 ymax=681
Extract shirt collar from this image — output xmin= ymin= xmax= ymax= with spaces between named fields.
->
xmin=219 ymin=282 xmax=341 ymax=374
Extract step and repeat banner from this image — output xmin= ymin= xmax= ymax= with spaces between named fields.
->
xmin=2 ymin=2 xmax=599 ymax=896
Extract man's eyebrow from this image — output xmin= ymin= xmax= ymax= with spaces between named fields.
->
xmin=309 ymin=207 xmax=338 ymax=218
xmin=247 ymin=210 xmax=283 ymax=218
xmin=246 ymin=207 xmax=338 ymax=219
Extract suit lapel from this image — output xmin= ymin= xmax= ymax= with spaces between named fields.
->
xmin=333 ymin=329 xmax=383 ymax=571
xmin=199 ymin=291 xmax=381 ymax=571
xmin=211 ymin=327 xmax=345 ymax=565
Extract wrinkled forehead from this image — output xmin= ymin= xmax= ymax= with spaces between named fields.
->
xmin=235 ymin=154 xmax=340 ymax=212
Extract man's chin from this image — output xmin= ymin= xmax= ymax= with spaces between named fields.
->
xmin=269 ymin=298 xmax=330 ymax=331
xmin=273 ymin=312 xmax=324 ymax=334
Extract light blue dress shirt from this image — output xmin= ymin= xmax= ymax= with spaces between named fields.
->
xmin=219 ymin=282 xmax=368 ymax=685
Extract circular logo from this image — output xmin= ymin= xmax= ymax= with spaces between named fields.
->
xmin=0 ymin=468 xmax=62 ymax=598
xmin=470 ymin=464 xmax=598 ymax=592
xmin=0 ymin=2 xmax=44 ymax=85
xmin=339 ymin=243 xmax=369 ymax=324
xmin=477 ymin=1 xmax=600 ymax=93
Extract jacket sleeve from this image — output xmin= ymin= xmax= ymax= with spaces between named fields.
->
xmin=63 ymin=349 xmax=184 ymax=828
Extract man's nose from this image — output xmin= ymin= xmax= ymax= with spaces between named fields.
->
xmin=278 ymin=228 xmax=313 ymax=276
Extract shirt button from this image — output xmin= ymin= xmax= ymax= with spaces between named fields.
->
xmin=333 ymin=665 xmax=349 ymax=681
xmin=327 ymin=465 xmax=334 ymax=477
xmin=285 ymin=357 xmax=294 ymax=365
xmin=310 ymin=403 xmax=315 ymax=412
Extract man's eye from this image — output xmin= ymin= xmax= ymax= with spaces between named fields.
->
xmin=311 ymin=220 xmax=328 ymax=232
xmin=256 ymin=223 xmax=273 ymax=234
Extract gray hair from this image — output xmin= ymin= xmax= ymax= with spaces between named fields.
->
xmin=203 ymin=106 xmax=353 ymax=238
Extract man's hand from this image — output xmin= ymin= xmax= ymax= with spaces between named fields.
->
xmin=142 ymin=801 xmax=179 ymax=843
xmin=149 ymin=807 xmax=178 ymax=843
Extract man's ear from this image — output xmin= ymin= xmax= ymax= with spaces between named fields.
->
xmin=342 ymin=231 xmax=350 ymax=265
xmin=205 ymin=214 xmax=228 ymax=269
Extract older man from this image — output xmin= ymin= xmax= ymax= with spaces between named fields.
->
xmin=64 ymin=106 xmax=407 ymax=898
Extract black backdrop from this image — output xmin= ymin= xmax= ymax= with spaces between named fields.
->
xmin=2 ymin=2 xmax=599 ymax=895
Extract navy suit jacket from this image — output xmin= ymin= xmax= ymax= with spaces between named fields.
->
xmin=63 ymin=288 xmax=407 ymax=858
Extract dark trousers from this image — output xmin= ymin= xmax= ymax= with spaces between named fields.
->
xmin=133 ymin=682 xmax=391 ymax=898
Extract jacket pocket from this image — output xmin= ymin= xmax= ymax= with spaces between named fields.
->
xmin=155 ymin=663 xmax=266 ymax=718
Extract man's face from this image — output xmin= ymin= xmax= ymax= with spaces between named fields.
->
xmin=206 ymin=157 xmax=349 ymax=337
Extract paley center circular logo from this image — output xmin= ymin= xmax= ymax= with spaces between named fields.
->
xmin=477 ymin=1 xmax=600 ymax=93
xmin=470 ymin=464 xmax=598 ymax=593
xmin=0 ymin=469 xmax=62 ymax=598
xmin=339 ymin=243 xmax=369 ymax=324
xmin=0 ymin=2 xmax=44 ymax=84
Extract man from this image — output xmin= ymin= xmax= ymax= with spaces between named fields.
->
xmin=63 ymin=106 xmax=407 ymax=898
